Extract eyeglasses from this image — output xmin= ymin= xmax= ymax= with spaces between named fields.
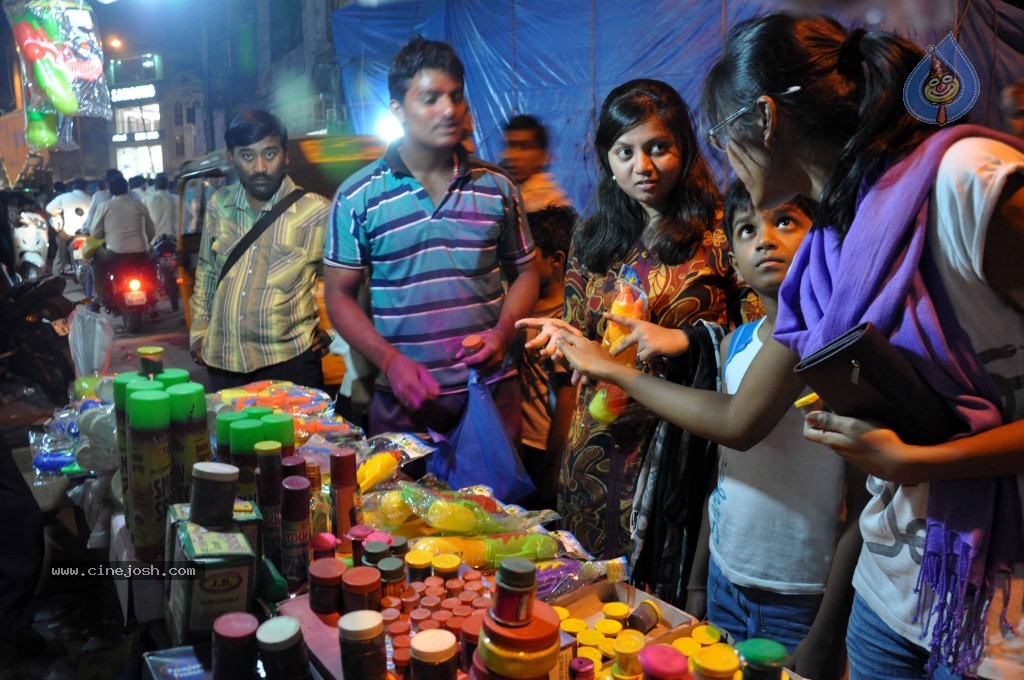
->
xmin=707 ymin=86 xmax=802 ymax=153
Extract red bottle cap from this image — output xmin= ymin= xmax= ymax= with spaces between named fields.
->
xmin=392 ymin=646 xmax=411 ymax=668
xmin=418 ymin=620 xmax=441 ymax=631
xmin=463 ymin=569 xmax=483 ymax=582
xmin=425 ymin=586 xmax=446 ymax=599
xmin=458 ymin=591 xmax=477 ymax=604
xmin=445 ymin=578 xmax=465 ymax=595
xmin=453 ymin=605 xmax=474 ymax=619
xmin=421 ymin=595 xmax=442 ymax=611
xmin=381 ymin=596 xmax=402 ymax=610
xmin=392 ymin=634 xmax=411 ymax=650
xmin=341 ymin=566 xmax=381 ymax=594
xmin=213 ymin=612 xmax=259 ymax=646
xmin=472 ymin=597 xmax=491 ymax=610
xmin=431 ymin=610 xmax=453 ymax=625
xmin=308 ymin=557 xmax=346 ymax=586
xmin=446 ymin=616 xmax=466 ymax=637
xmin=387 ymin=620 xmax=411 ymax=638
xmin=409 ymin=581 xmax=428 ymax=595
xmin=281 ymin=476 xmax=311 ymax=521
xmin=424 ymin=576 xmax=445 ymax=588
xmin=329 ymin=448 xmax=358 ymax=487
xmin=481 ymin=601 xmax=559 ymax=651
xmin=281 ymin=455 xmax=306 ymax=479
xmin=461 ymin=612 xmax=484 ymax=645
xmin=410 ymin=608 xmax=432 ymax=627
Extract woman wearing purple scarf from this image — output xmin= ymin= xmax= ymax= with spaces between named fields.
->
xmin=555 ymin=12 xmax=1024 ymax=680
xmin=702 ymin=12 xmax=1024 ymax=676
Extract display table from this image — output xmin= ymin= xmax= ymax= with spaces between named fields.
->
xmin=110 ymin=513 xmax=165 ymax=624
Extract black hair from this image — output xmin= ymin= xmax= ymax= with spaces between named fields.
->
xmin=155 ymin=173 xmax=169 ymax=191
xmin=505 ymin=114 xmax=548 ymax=150
xmin=104 ymin=168 xmax=121 ymax=182
xmin=72 ymin=178 xmax=87 ymax=191
xmin=528 ymin=204 xmax=578 ymax=258
xmin=224 ymin=110 xmax=288 ymax=152
xmin=722 ymin=179 xmax=817 ymax=249
xmin=702 ymin=12 xmax=935 ymax=237
xmin=388 ymin=36 xmax=465 ymax=102
xmin=109 ymin=176 xmax=128 ymax=196
xmin=129 ymin=175 xmax=146 ymax=189
xmin=575 ymin=79 xmax=720 ymax=274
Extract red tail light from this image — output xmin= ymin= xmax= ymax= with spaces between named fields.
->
xmin=128 ymin=278 xmax=142 ymax=292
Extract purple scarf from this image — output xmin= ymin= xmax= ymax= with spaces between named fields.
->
xmin=775 ymin=125 xmax=1024 ymax=675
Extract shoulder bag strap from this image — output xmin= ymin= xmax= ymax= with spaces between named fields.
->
xmin=216 ymin=189 xmax=306 ymax=288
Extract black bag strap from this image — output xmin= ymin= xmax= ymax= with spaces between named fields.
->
xmin=216 ymin=189 xmax=306 ymax=288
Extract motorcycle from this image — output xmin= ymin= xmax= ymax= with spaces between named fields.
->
xmin=69 ymin=232 xmax=89 ymax=284
xmin=93 ymin=253 xmax=160 ymax=334
xmin=0 ymin=274 xmax=75 ymax=407
xmin=13 ymin=211 xmax=49 ymax=281
xmin=150 ymin=235 xmax=180 ymax=312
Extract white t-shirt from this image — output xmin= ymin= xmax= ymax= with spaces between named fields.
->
xmin=711 ymin=318 xmax=847 ymax=594
xmin=852 ymin=137 xmax=1024 ymax=646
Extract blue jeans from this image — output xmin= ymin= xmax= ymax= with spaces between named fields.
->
xmin=707 ymin=555 xmax=823 ymax=652
xmin=847 ymin=593 xmax=962 ymax=680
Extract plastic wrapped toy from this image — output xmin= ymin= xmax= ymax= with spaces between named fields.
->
xmin=4 ymin=1 xmax=112 ymax=150
xmin=212 ymin=380 xmax=333 ymax=416
xmin=409 ymin=533 xmax=560 ymax=569
xmin=589 ymin=266 xmax=648 ymax=424
xmin=534 ymin=557 xmax=630 ymax=601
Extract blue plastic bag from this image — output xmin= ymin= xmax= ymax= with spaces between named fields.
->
xmin=427 ymin=369 xmax=535 ymax=503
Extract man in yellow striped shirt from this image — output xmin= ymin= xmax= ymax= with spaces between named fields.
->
xmin=189 ymin=110 xmax=331 ymax=390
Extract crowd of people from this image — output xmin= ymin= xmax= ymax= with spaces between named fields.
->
xmin=6 ymin=10 xmax=1024 ymax=678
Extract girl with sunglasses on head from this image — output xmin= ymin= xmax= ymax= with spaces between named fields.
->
xmin=554 ymin=12 xmax=1024 ymax=680
xmin=517 ymin=79 xmax=755 ymax=594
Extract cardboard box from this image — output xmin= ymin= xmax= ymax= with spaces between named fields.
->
xmin=164 ymin=500 xmax=264 ymax=577
xmin=166 ymin=522 xmax=256 ymax=646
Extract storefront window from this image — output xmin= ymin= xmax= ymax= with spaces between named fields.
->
xmin=115 ymin=104 xmax=161 ymax=134
xmin=117 ymin=145 xmax=164 ymax=178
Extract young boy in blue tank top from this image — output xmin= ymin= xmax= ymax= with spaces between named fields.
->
xmin=689 ymin=182 xmax=868 ymax=673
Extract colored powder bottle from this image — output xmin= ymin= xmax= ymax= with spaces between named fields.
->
xmin=329 ymin=447 xmax=360 ymax=553
xmin=341 ymin=566 xmax=383 ymax=614
xmin=639 ymin=644 xmax=692 ymax=680
xmin=157 ymin=367 xmax=191 ymax=387
xmin=114 ymin=374 xmax=157 ymax=533
xmin=256 ymin=616 xmax=311 ymax=680
xmin=612 ymin=636 xmax=645 ymax=680
xmin=281 ymin=476 xmax=311 ymax=590
xmin=391 ymin=535 xmax=409 ymax=558
xmin=307 ymin=465 xmax=331 ymax=535
xmin=229 ymin=419 xmax=264 ymax=501
xmin=212 ymin=611 xmax=259 ymax=680
xmin=491 ymin=557 xmax=537 ymax=627
xmin=432 ymin=553 xmax=462 ymax=581
xmin=377 ymin=556 xmax=407 ymax=598
xmin=215 ymin=411 xmax=248 ymax=464
xmin=410 ymin=628 xmax=459 ymax=680
xmin=261 ymin=413 xmax=296 ymax=458
xmin=603 ymin=601 xmax=630 ymax=625
xmin=477 ymin=601 xmax=561 ymax=679
xmin=347 ymin=524 xmax=374 ymax=567
xmin=189 ymin=462 xmax=239 ymax=529
xmin=460 ymin=612 xmax=484 ymax=672
xmin=242 ymin=406 xmax=274 ymax=420
xmin=255 ymin=441 xmax=283 ymax=568
xmin=338 ymin=610 xmax=388 ymax=680
xmin=735 ymin=638 xmax=788 ymax=680
xmin=570 ymin=657 xmax=595 ymax=680
xmin=308 ymin=557 xmax=347 ymax=614
xmin=690 ymin=645 xmax=740 ymax=680
xmin=137 ymin=345 xmax=165 ymax=376
xmin=311 ymin=532 xmax=338 ymax=560
xmin=126 ymin=389 xmax=172 ymax=561
xmin=363 ymin=540 xmax=391 ymax=568
xmin=626 ymin=600 xmax=661 ymax=634
xmin=281 ymin=454 xmax=306 ymax=479
xmin=166 ymin=382 xmax=211 ymax=504
xmin=405 ymin=549 xmax=434 ymax=582
xmin=462 ymin=335 xmax=485 ymax=357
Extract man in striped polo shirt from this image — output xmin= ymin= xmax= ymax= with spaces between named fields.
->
xmin=324 ymin=37 xmax=540 ymax=439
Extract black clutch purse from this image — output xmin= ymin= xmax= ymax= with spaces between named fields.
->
xmin=793 ymin=322 xmax=963 ymax=445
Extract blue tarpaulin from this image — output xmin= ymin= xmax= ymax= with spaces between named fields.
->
xmin=332 ymin=1 xmax=1024 ymax=209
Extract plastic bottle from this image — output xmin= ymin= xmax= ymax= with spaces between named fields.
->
xmin=261 ymin=413 xmax=296 ymax=458
xmin=281 ymin=476 xmax=311 ymax=590
xmin=689 ymin=645 xmax=740 ymax=680
xmin=626 ymin=600 xmax=661 ymax=634
xmin=112 ymin=372 xmax=154 ymax=533
xmin=166 ymin=382 xmax=211 ymax=504
xmin=347 ymin=524 xmax=375 ymax=567
xmin=229 ymin=419 xmax=264 ymax=501
xmin=308 ymin=557 xmax=346 ymax=614
xmin=570 ymin=657 xmax=596 ymax=680
xmin=281 ymin=454 xmax=306 ymax=479
xmin=406 ymin=549 xmax=434 ymax=582
xmin=306 ymin=465 xmax=331 ymax=535
xmin=330 ymin=447 xmax=360 ymax=553
xmin=137 ymin=345 xmax=165 ymax=376
xmin=212 ymin=611 xmax=259 ymax=680
xmin=157 ymin=367 xmax=191 ymax=388
xmin=189 ymin=462 xmax=239 ymax=529
xmin=611 ymin=635 xmax=645 ymax=680
xmin=378 ymin=556 xmax=407 ymax=598
xmin=410 ymin=628 xmax=459 ymax=679
xmin=242 ymin=406 xmax=274 ymax=420
xmin=255 ymin=440 xmax=283 ymax=568
xmin=639 ymin=644 xmax=692 ymax=680
xmin=215 ymin=411 xmax=248 ymax=464
xmin=735 ymin=638 xmax=789 ymax=680
xmin=342 ymin=566 xmax=383 ymax=614
xmin=491 ymin=557 xmax=536 ymax=627
xmin=338 ymin=610 xmax=388 ymax=680
xmin=127 ymin=389 xmax=172 ymax=561
xmin=256 ymin=616 xmax=311 ymax=680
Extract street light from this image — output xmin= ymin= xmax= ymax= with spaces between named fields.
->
xmin=107 ymin=36 xmax=124 ymax=50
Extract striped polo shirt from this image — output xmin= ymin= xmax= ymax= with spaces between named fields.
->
xmin=325 ymin=141 xmax=535 ymax=393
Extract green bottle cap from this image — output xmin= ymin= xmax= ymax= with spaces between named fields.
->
xmin=127 ymin=390 xmax=171 ymax=430
xmin=215 ymin=411 xmax=249 ymax=446
xmin=260 ymin=413 xmax=295 ymax=445
xmin=735 ymin=638 xmax=789 ymax=666
xmin=242 ymin=406 xmax=274 ymax=420
xmin=158 ymin=368 xmax=191 ymax=387
xmin=166 ymin=382 xmax=207 ymax=422
xmin=112 ymin=372 xmax=150 ymax=410
xmin=229 ymin=419 xmax=265 ymax=454
xmin=125 ymin=379 xmax=165 ymax=404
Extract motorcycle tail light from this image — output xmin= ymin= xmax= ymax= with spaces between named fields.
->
xmin=128 ymin=278 xmax=142 ymax=292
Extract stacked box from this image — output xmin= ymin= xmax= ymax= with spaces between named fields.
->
xmin=166 ymin=522 xmax=255 ymax=646
xmin=164 ymin=500 xmax=264 ymax=583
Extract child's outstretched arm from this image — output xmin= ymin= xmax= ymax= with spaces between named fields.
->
xmin=791 ymin=462 xmax=868 ymax=678
xmin=555 ymin=331 xmax=804 ymax=450
xmin=602 ymin=312 xmax=691 ymax=361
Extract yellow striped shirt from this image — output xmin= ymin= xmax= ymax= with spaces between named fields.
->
xmin=189 ymin=176 xmax=330 ymax=373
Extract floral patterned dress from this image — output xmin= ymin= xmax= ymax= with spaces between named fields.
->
xmin=558 ymin=226 xmax=758 ymax=559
